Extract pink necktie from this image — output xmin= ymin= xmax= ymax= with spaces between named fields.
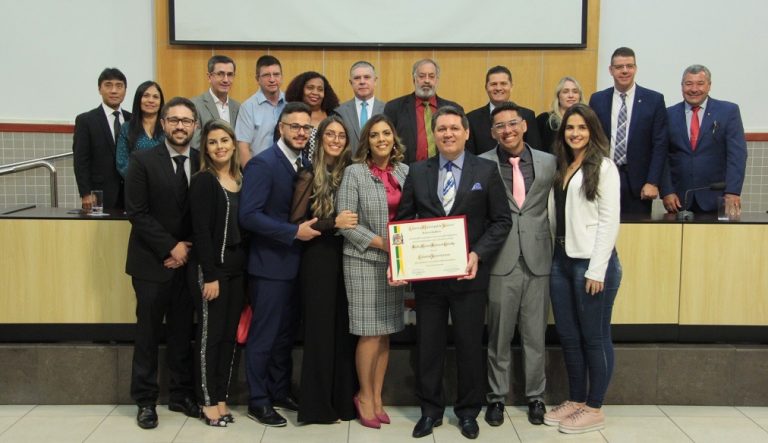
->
xmin=509 ymin=156 xmax=525 ymax=208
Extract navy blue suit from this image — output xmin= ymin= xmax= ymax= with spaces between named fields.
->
xmin=239 ymin=143 xmax=305 ymax=407
xmin=661 ymin=98 xmax=747 ymax=212
xmin=589 ymin=85 xmax=668 ymax=214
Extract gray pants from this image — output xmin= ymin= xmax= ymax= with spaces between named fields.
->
xmin=486 ymin=257 xmax=549 ymax=404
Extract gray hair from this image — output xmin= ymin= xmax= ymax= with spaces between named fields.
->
xmin=682 ymin=64 xmax=711 ymax=84
xmin=412 ymin=58 xmax=440 ymax=79
xmin=349 ymin=60 xmax=376 ymax=77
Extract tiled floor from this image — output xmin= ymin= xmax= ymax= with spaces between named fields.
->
xmin=0 ymin=404 xmax=766 ymax=442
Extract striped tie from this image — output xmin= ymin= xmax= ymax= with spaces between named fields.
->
xmin=614 ymin=93 xmax=628 ymax=165
xmin=442 ymin=161 xmax=456 ymax=214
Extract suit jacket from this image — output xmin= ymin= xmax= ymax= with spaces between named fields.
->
xmin=191 ymin=91 xmax=241 ymax=149
xmin=466 ymin=103 xmax=542 ymax=154
xmin=589 ymin=85 xmax=668 ymax=196
xmin=395 ymin=153 xmax=512 ymax=293
xmin=124 ymin=143 xmax=199 ymax=282
xmin=337 ymin=162 xmax=408 ymax=263
xmin=335 ymin=98 xmax=386 ymax=154
xmin=239 ymin=143 xmax=306 ymax=280
xmin=480 ymin=146 xmax=556 ymax=276
xmin=72 ymin=105 xmax=132 ymax=209
xmin=661 ymin=97 xmax=747 ymax=212
xmin=383 ymin=93 xmax=463 ymax=164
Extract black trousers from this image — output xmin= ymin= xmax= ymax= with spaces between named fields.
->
xmin=189 ymin=245 xmax=246 ymax=406
xmin=130 ymin=271 xmax=195 ymax=406
xmin=415 ymin=289 xmax=487 ymax=420
xmin=618 ymin=166 xmax=653 ymax=215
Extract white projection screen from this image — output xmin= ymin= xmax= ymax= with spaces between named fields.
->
xmin=170 ymin=0 xmax=587 ymax=48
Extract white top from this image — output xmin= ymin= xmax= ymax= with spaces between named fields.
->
xmin=208 ymin=88 xmax=230 ymax=123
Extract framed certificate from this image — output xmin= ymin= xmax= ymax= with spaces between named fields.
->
xmin=387 ymin=216 xmax=469 ymax=282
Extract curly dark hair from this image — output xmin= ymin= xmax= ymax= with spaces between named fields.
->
xmin=284 ymin=71 xmax=340 ymax=113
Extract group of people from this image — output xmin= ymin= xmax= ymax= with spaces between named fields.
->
xmin=70 ymin=45 xmax=747 ymax=438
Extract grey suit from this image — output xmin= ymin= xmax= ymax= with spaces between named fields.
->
xmin=191 ymin=91 xmax=241 ymax=149
xmin=335 ymin=98 xmax=385 ymax=154
xmin=480 ymin=145 xmax=556 ymax=404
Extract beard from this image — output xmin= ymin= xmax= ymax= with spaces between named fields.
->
xmin=283 ymin=135 xmax=308 ymax=152
xmin=415 ymin=85 xmax=436 ymax=99
xmin=167 ymin=129 xmax=193 ymax=149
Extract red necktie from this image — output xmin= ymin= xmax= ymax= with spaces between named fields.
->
xmin=690 ymin=106 xmax=700 ymax=150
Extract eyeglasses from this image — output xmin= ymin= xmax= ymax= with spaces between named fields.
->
xmin=492 ymin=119 xmax=523 ymax=131
xmin=211 ymin=71 xmax=235 ymax=80
xmin=323 ymin=131 xmax=346 ymax=141
xmin=281 ymin=122 xmax=313 ymax=133
xmin=165 ymin=117 xmax=195 ymax=127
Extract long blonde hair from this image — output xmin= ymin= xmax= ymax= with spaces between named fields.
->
xmin=547 ymin=76 xmax=585 ymax=132
xmin=310 ymin=116 xmax=352 ymax=218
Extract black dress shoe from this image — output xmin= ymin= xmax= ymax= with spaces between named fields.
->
xmin=412 ymin=416 xmax=442 ymax=438
xmin=484 ymin=402 xmax=505 ymax=426
xmin=168 ymin=397 xmax=201 ymax=418
xmin=136 ymin=405 xmax=158 ymax=429
xmin=248 ymin=406 xmax=287 ymax=427
xmin=458 ymin=417 xmax=479 ymax=439
xmin=273 ymin=394 xmax=299 ymax=412
xmin=528 ymin=400 xmax=546 ymax=425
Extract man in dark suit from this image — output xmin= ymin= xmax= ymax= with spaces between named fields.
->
xmin=662 ymin=64 xmax=747 ymax=215
xmin=191 ymin=54 xmax=241 ymax=149
xmin=383 ymin=59 xmax=463 ymax=164
xmin=589 ymin=47 xmax=668 ymax=214
xmin=73 ymin=68 xmax=131 ymax=211
xmin=396 ymin=106 xmax=512 ymax=440
xmin=239 ymin=102 xmax=320 ymax=427
xmin=124 ymin=97 xmax=201 ymax=429
xmin=466 ymin=66 xmax=542 ymax=154
xmin=335 ymin=60 xmax=385 ymax=153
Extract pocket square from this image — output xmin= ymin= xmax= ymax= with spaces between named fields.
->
xmin=471 ymin=182 xmax=482 ymax=191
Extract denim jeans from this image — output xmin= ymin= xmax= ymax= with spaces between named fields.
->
xmin=550 ymin=244 xmax=622 ymax=408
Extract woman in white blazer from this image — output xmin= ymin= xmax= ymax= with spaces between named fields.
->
xmin=543 ymin=104 xmax=622 ymax=434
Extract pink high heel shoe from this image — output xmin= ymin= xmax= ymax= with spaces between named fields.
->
xmin=353 ymin=396 xmax=381 ymax=429
xmin=375 ymin=410 xmax=391 ymax=424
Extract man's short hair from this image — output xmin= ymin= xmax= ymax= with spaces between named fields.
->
xmin=490 ymin=101 xmax=522 ymax=120
xmin=207 ymin=55 xmax=236 ymax=73
xmin=278 ymin=101 xmax=311 ymax=122
xmin=161 ymin=96 xmax=198 ymax=121
xmin=682 ymin=64 xmax=712 ymax=84
xmin=611 ymin=47 xmax=636 ymax=61
xmin=256 ymin=55 xmax=281 ymax=75
xmin=485 ymin=65 xmax=512 ymax=84
xmin=431 ymin=105 xmax=468 ymax=131
xmin=412 ymin=59 xmax=440 ymax=79
xmin=97 ymin=68 xmax=126 ymax=87
xmin=349 ymin=60 xmax=376 ymax=77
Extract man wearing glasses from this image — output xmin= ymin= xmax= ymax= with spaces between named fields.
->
xmin=236 ymin=55 xmax=286 ymax=167
xmin=191 ymin=55 xmax=240 ymax=149
xmin=239 ymin=102 xmax=321 ymax=427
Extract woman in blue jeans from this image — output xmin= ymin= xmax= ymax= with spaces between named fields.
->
xmin=544 ymin=104 xmax=622 ymax=434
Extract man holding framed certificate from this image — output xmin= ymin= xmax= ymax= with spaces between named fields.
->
xmin=395 ymin=106 xmax=511 ymax=440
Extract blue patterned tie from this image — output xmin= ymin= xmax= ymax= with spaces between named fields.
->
xmin=614 ymin=93 xmax=628 ymax=165
xmin=360 ymin=101 xmax=368 ymax=128
xmin=442 ymin=161 xmax=456 ymax=214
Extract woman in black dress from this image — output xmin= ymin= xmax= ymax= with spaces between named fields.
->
xmin=188 ymin=120 xmax=245 ymax=427
xmin=291 ymin=115 xmax=359 ymax=423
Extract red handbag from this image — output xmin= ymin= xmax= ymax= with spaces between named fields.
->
xmin=236 ymin=305 xmax=252 ymax=345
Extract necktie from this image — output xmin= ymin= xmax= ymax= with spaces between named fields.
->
xmin=509 ymin=156 xmax=526 ymax=208
xmin=360 ymin=101 xmax=368 ymax=128
xmin=112 ymin=110 xmax=121 ymax=144
xmin=173 ymin=155 xmax=188 ymax=195
xmin=614 ymin=93 xmax=628 ymax=165
xmin=423 ymin=101 xmax=436 ymax=158
xmin=295 ymin=156 xmax=302 ymax=172
xmin=442 ymin=161 xmax=456 ymax=214
xmin=690 ymin=106 xmax=701 ymax=150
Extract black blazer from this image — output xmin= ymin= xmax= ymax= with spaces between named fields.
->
xmin=395 ymin=153 xmax=512 ymax=293
xmin=383 ymin=93 xmax=463 ymax=164
xmin=72 ymin=105 xmax=132 ymax=209
xmin=466 ymin=103 xmax=541 ymax=154
xmin=124 ymin=143 xmax=200 ymax=282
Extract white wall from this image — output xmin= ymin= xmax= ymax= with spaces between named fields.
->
xmin=0 ymin=0 xmax=155 ymax=123
xmin=597 ymin=0 xmax=767 ymax=131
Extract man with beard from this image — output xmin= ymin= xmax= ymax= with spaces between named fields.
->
xmin=384 ymin=59 xmax=463 ymax=164
xmin=124 ymin=97 xmax=201 ymax=429
xmin=239 ymin=102 xmax=321 ymax=427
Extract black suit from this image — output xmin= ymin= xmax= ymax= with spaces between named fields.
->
xmin=124 ymin=143 xmax=199 ymax=406
xmin=383 ymin=93 xmax=463 ymax=164
xmin=466 ymin=103 xmax=541 ymax=154
xmin=396 ymin=153 xmax=511 ymax=420
xmin=72 ymin=105 xmax=131 ymax=209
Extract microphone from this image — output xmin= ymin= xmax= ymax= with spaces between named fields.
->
xmin=677 ymin=182 xmax=726 ymax=221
